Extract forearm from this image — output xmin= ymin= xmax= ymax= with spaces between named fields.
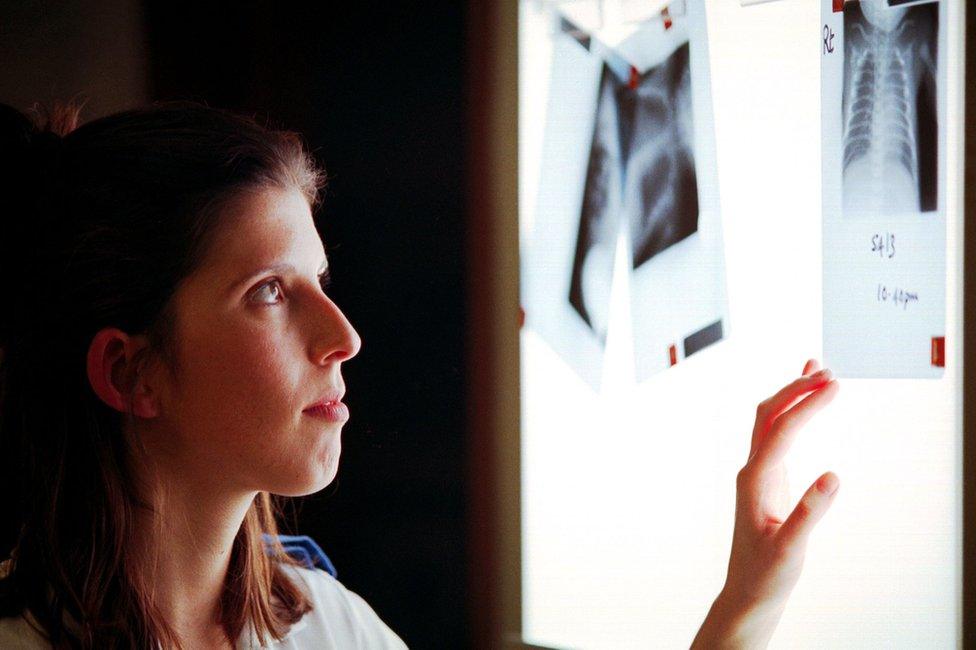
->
xmin=690 ymin=589 xmax=786 ymax=650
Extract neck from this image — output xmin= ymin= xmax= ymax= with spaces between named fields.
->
xmin=131 ymin=452 xmax=257 ymax=647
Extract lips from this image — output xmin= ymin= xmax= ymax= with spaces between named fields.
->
xmin=303 ymin=390 xmax=344 ymax=412
xmin=303 ymin=390 xmax=349 ymax=422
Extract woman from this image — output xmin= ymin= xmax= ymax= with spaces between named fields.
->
xmin=0 ymin=101 xmax=838 ymax=648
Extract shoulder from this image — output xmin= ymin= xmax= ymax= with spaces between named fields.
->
xmin=0 ymin=565 xmax=408 ymax=650
xmin=0 ymin=612 xmax=48 ymax=650
xmin=266 ymin=564 xmax=407 ymax=649
xmin=0 ymin=560 xmax=45 ymax=649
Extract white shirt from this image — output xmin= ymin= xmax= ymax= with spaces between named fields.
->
xmin=0 ymin=564 xmax=408 ymax=649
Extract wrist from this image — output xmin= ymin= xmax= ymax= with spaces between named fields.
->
xmin=691 ymin=587 xmax=787 ymax=650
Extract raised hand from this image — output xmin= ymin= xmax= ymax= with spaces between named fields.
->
xmin=692 ymin=360 xmax=840 ymax=649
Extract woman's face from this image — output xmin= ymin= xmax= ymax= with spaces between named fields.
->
xmin=147 ymin=185 xmax=361 ymax=498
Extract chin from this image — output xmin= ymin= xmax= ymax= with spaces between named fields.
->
xmin=309 ymin=461 xmax=340 ymax=494
xmin=272 ymin=455 xmax=341 ymax=497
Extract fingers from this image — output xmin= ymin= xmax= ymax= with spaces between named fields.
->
xmin=749 ymin=379 xmax=839 ymax=472
xmin=749 ymin=368 xmax=834 ymax=458
xmin=777 ymin=472 xmax=840 ymax=549
xmin=802 ymin=358 xmax=820 ymax=376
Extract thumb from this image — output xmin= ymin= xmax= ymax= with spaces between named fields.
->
xmin=777 ymin=472 xmax=839 ymax=550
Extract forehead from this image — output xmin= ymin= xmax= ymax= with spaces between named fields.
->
xmin=206 ymin=186 xmax=324 ymax=274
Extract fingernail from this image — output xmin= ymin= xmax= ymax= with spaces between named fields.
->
xmin=817 ymin=473 xmax=839 ymax=495
xmin=813 ymin=368 xmax=832 ymax=380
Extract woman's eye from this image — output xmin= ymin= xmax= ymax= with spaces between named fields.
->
xmin=253 ymin=279 xmax=284 ymax=305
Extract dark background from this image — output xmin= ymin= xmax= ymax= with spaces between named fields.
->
xmin=146 ymin=4 xmax=472 ymax=648
xmin=1 ymin=1 xmax=475 ymax=647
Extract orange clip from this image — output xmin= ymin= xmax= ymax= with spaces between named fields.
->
xmin=668 ymin=344 xmax=678 ymax=367
xmin=931 ymin=336 xmax=945 ymax=367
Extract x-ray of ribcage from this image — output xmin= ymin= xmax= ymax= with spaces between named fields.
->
xmin=569 ymin=43 xmax=699 ymax=340
xmin=568 ymin=65 xmax=623 ymax=342
xmin=842 ymin=0 xmax=938 ymax=217
xmin=620 ymin=44 xmax=698 ymax=269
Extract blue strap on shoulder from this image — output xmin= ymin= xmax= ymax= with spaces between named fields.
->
xmin=262 ymin=533 xmax=337 ymax=578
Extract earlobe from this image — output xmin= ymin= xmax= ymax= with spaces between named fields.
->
xmin=85 ymin=328 xmax=160 ymax=418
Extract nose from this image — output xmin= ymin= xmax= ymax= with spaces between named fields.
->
xmin=310 ymin=296 xmax=362 ymax=365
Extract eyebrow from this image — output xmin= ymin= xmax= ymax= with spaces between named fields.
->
xmin=231 ymin=258 xmax=329 ymax=294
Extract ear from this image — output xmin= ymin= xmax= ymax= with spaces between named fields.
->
xmin=85 ymin=328 xmax=161 ymax=418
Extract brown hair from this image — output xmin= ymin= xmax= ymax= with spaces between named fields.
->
xmin=0 ymin=100 xmax=327 ymax=648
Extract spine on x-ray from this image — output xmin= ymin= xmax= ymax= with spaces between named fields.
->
xmin=841 ymin=2 xmax=935 ymax=216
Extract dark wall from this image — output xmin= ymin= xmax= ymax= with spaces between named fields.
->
xmin=144 ymin=2 xmax=470 ymax=647
xmin=0 ymin=0 xmax=148 ymax=118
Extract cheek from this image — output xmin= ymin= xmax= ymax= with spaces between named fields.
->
xmin=166 ymin=321 xmax=338 ymax=495
xmin=173 ymin=330 xmax=301 ymax=452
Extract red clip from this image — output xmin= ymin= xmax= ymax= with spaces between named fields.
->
xmin=628 ymin=65 xmax=639 ymax=90
xmin=832 ymin=0 xmax=844 ymax=12
xmin=668 ymin=344 xmax=678 ymax=367
xmin=931 ymin=336 xmax=945 ymax=367
xmin=661 ymin=7 xmax=673 ymax=30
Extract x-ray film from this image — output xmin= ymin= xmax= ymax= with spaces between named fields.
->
xmin=522 ymin=0 xmax=727 ymax=389
xmin=522 ymin=13 xmax=608 ymax=389
xmin=625 ymin=4 xmax=726 ymax=381
xmin=821 ymin=0 xmax=946 ymax=377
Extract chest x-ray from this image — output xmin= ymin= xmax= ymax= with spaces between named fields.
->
xmin=570 ymin=43 xmax=699 ymax=338
xmin=524 ymin=1 xmax=727 ymax=388
xmin=621 ymin=44 xmax=699 ymax=271
xmin=841 ymin=1 xmax=938 ymax=217
xmin=822 ymin=0 xmax=946 ymax=378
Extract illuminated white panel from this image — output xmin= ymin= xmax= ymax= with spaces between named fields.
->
xmin=519 ymin=0 xmax=964 ymax=647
